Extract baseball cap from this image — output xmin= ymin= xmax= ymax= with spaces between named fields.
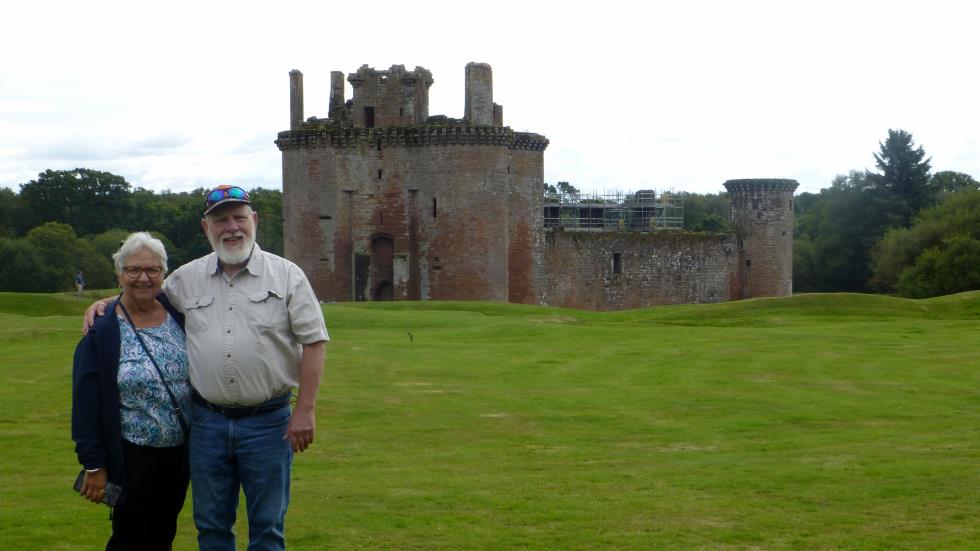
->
xmin=203 ymin=185 xmax=251 ymax=216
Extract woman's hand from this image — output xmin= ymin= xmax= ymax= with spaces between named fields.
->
xmin=80 ymin=469 xmax=107 ymax=503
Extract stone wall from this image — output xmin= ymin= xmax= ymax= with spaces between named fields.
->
xmin=540 ymin=230 xmax=740 ymax=310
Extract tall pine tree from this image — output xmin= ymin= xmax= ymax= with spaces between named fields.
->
xmin=866 ymin=129 xmax=933 ymax=227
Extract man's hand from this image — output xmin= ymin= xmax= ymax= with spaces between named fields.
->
xmin=80 ymin=469 xmax=107 ymax=504
xmin=286 ymin=407 xmax=316 ymax=453
xmin=82 ymin=300 xmax=110 ymax=334
xmin=285 ymin=340 xmax=325 ymax=453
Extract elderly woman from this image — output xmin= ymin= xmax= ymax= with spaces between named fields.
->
xmin=72 ymin=232 xmax=190 ymax=550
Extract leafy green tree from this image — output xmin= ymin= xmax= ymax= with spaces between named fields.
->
xmin=682 ymin=192 xmax=730 ymax=232
xmin=555 ymin=181 xmax=580 ymax=202
xmin=0 ymin=187 xmax=28 ymax=238
xmin=90 ymin=229 xmax=132 ymax=260
xmin=930 ymin=170 xmax=979 ymax=193
xmin=251 ymin=188 xmax=284 ymax=256
xmin=896 ymin=235 xmax=980 ymax=298
xmin=794 ymin=171 xmax=886 ymax=292
xmin=26 ymin=222 xmax=79 ymax=291
xmin=866 ymin=129 xmax=934 ymax=227
xmin=871 ymin=189 xmax=980 ymax=294
xmin=0 ymin=238 xmax=44 ymax=291
xmin=19 ymin=169 xmax=132 ymax=236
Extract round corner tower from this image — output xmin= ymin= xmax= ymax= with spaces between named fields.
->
xmin=723 ymin=178 xmax=798 ymax=299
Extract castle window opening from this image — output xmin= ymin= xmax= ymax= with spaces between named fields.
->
xmin=378 ymin=169 xmax=383 ymax=179
xmin=318 ymin=215 xmax=332 ymax=220
xmin=752 ymin=198 xmax=760 ymax=210
xmin=613 ymin=253 xmax=623 ymax=275
xmin=364 ymin=106 xmax=375 ymax=128
xmin=399 ymin=108 xmax=404 ymax=116
xmin=377 ymin=139 xmax=382 ymax=151
xmin=432 ymin=197 xmax=438 ymax=218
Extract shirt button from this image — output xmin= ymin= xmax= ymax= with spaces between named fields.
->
xmin=228 ymin=306 xmax=233 ymax=311
xmin=226 ymin=353 xmax=231 ymax=358
xmin=229 ymin=283 xmax=234 ymax=288
xmin=226 ymin=329 xmax=231 ymax=334
xmin=230 ymin=378 xmax=235 ymax=383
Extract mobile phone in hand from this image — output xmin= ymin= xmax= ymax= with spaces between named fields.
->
xmin=73 ymin=470 xmax=123 ymax=507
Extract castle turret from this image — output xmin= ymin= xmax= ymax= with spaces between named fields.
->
xmin=723 ymin=179 xmax=799 ymax=299
xmin=289 ymin=69 xmax=303 ymax=130
xmin=464 ymin=62 xmax=493 ymax=125
xmin=328 ymin=71 xmax=345 ymax=120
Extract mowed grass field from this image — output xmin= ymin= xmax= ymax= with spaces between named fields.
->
xmin=1 ymin=291 xmax=979 ymax=550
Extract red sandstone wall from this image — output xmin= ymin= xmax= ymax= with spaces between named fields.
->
xmin=282 ymin=141 xmax=531 ymax=303
xmin=507 ymin=150 xmax=544 ymax=304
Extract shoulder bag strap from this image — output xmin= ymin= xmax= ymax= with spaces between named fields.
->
xmin=117 ymin=297 xmax=189 ymax=436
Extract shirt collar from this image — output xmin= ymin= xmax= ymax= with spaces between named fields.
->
xmin=207 ymin=243 xmax=264 ymax=276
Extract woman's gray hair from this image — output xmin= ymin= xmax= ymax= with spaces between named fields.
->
xmin=112 ymin=232 xmax=169 ymax=274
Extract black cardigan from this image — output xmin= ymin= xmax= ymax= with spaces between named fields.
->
xmin=71 ymin=293 xmax=185 ymax=496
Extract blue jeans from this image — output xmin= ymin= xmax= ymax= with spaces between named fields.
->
xmin=190 ymin=400 xmax=293 ymax=551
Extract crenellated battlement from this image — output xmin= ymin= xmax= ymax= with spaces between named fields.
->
xmin=723 ymin=179 xmax=799 ymax=193
xmin=276 ymin=124 xmax=548 ymax=151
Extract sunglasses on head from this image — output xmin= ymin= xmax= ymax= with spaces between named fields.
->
xmin=204 ymin=186 xmax=250 ymax=212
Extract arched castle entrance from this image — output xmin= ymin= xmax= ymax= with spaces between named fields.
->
xmin=371 ymin=234 xmax=394 ymax=301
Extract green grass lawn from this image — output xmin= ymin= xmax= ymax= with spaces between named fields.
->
xmin=1 ymin=291 xmax=979 ymax=549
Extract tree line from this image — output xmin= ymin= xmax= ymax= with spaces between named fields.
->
xmin=794 ymin=129 xmax=979 ymax=297
xmin=0 ymin=169 xmax=283 ymax=292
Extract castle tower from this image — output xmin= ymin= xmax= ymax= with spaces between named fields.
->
xmin=347 ymin=64 xmax=433 ymax=128
xmin=723 ymin=179 xmax=799 ymax=298
xmin=276 ymin=63 xmax=548 ymax=304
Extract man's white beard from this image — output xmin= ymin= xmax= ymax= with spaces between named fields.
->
xmin=210 ymin=231 xmax=255 ymax=266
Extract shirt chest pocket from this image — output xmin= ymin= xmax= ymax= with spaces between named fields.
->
xmin=246 ymin=290 xmax=287 ymax=331
xmin=184 ymin=295 xmax=215 ymax=333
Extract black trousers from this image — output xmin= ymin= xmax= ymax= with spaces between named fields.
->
xmin=106 ymin=440 xmax=190 ymax=551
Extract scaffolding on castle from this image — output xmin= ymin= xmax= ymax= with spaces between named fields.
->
xmin=543 ymin=190 xmax=684 ymax=231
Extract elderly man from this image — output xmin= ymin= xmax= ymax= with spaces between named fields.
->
xmin=86 ymin=185 xmax=328 ymax=551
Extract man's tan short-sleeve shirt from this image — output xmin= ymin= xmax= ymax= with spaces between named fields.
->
xmin=163 ymin=245 xmax=329 ymax=406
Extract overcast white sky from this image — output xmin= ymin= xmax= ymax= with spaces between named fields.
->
xmin=2 ymin=0 xmax=977 ymax=196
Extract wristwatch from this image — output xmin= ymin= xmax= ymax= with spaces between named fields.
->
xmin=85 ymin=468 xmax=104 ymax=474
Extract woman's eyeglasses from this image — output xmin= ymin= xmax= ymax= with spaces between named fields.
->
xmin=204 ymin=186 xmax=250 ymax=212
xmin=122 ymin=266 xmax=164 ymax=279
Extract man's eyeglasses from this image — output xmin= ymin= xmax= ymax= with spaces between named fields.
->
xmin=204 ymin=186 xmax=250 ymax=212
xmin=122 ymin=266 xmax=164 ymax=279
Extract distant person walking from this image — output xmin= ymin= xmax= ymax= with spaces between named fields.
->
xmin=75 ymin=270 xmax=85 ymax=297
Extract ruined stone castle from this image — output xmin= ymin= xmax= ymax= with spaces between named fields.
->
xmin=276 ymin=63 xmax=797 ymax=310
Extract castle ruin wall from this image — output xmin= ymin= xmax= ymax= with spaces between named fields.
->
xmin=541 ymin=231 xmax=740 ymax=310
